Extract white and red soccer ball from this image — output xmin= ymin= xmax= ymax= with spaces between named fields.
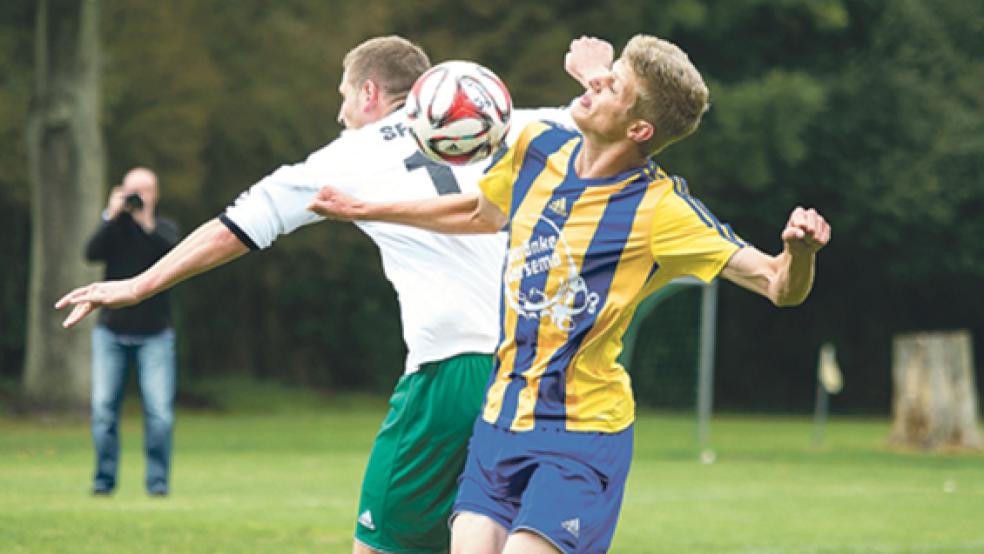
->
xmin=406 ymin=61 xmax=512 ymax=165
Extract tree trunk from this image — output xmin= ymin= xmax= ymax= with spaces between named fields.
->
xmin=23 ymin=0 xmax=104 ymax=406
xmin=889 ymin=330 xmax=982 ymax=451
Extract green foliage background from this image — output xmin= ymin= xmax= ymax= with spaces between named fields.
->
xmin=1 ymin=0 xmax=982 ymax=411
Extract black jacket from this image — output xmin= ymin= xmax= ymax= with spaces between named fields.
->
xmin=85 ymin=212 xmax=180 ymax=335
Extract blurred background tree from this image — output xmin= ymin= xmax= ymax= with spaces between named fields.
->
xmin=22 ymin=0 xmax=104 ymax=405
xmin=1 ymin=0 xmax=981 ymax=411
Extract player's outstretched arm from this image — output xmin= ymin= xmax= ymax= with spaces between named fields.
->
xmin=55 ymin=218 xmax=249 ymax=328
xmin=721 ymin=206 xmax=831 ymax=307
xmin=308 ymin=185 xmax=506 ymax=234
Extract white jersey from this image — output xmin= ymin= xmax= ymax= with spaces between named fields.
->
xmin=222 ymin=106 xmax=572 ymax=374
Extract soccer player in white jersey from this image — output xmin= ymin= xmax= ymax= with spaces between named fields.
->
xmin=56 ymin=36 xmax=601 ymax=554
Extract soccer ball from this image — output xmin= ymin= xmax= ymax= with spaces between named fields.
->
xmin=406 ymin=61 xmax=512 ymax=165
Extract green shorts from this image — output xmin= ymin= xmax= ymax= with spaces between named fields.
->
xmin=354 ymin=353 xmax=492 ymax=554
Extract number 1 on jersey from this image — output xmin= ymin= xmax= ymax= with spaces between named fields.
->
xmin=403 ymin=151 xmax=461 ymax=196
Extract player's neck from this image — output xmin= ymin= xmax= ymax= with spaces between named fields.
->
xmin=574 ymin=138 xmax=647 ymax=179
xmin=357 ymin=98 xmax=404 ymax=128
xmin=380 ymin=96 xmax=405 ymax=118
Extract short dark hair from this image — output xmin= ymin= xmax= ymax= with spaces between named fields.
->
xmin=343 ymin=36 xmax=431 ymax=104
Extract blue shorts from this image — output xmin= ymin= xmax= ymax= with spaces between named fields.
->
xmin=452 ymin=419 xmax=634 ymax=554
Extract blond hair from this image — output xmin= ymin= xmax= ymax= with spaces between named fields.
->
xmin=343 ymin=36 xmax=430 ymax=106
xmin=622 ymin=35 xmax=709 ymax=155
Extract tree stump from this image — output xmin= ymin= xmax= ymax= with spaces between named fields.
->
xmin=889 ymin=330 xmax=982 ymax=451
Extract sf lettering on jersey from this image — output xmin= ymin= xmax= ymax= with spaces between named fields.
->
xmin=380 ymin=123 xmax=411 ymax=141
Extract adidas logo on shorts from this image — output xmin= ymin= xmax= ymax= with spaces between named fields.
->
xmin=561 ymin=517 xmax=580 ymax=538
xmin=358 ymin=510 xmax=376 ymax=531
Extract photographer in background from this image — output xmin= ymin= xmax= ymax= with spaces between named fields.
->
xmin=84 ymin=167 xmax=180 ymax=496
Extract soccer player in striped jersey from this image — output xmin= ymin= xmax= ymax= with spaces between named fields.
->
xmin=309 ymin=36 xmax=831 ymax=554
xmin=55 ymin=36 xmax=596 ymax=554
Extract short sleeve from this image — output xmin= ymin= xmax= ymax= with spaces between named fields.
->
xmin=478 ymin=122 xmax=543 ymax=216
xmin=478 ymin=146 xmax=517 ymax=215
xmin=651 ymin=178 xmax=746 ymax=283
xmin=221 ymin=140 xmax=351 ymax=250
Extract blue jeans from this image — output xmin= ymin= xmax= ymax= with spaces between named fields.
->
xmin=91 ymin=325 xmax=176 ymax=494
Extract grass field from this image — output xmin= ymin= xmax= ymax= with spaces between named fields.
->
xmin=1 ymin=380 xmax=982 ymax=553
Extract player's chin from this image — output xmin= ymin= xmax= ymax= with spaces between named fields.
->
xmin=571 ymin=108 xmax=591 ymax=133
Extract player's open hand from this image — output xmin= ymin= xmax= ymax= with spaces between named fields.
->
xmin=308 ymin=186 xmax=365 ymax=221
xmin=55 ymin=279 xmax=140 ymax=328
xmin=565 ymin=36 xmax=614 ymax=88
xmin=781 ymin=206 xmax=830 ymax=256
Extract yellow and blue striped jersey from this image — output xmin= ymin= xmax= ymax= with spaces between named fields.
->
xmin=479 ymin=122 xmax=746 ymax=433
